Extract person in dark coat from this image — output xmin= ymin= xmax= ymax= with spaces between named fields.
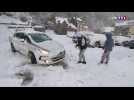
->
xmin=76 ymin=34 xmax=88 ymax=64
xmin=100 ymin=32 xmax=114 ymax=64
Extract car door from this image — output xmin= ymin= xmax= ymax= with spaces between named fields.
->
xmin=22 ymin=35 xmax=32 ymax=55
xmin=13 ymin=32 xmax=27 ymax=54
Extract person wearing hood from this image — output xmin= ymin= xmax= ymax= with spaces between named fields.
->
xmin=100 ymin=30 xmax=114 ymax=64
xmin=72 ymin=29 xmax=81 ymax=43
xmin=76 ymin=33 xmax=88 ymax=64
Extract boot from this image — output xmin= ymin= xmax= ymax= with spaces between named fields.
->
xmin=105 ymin=61 xmax=108 ymax=64
xmin=100 ymin=61 xmax=103 ymax=64
xmin=77 ymin=61 xmax=82 ymax=63
xmin=82 ymin=61 xmax=86 ymax=64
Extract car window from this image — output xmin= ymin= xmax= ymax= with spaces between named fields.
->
xmin=14 ymin=32 xmax=32 ymax=43
xmin=14 ymin=32 xmax=25 ymax=39
xmin=29 ymin=33 xmax=52 ymax=43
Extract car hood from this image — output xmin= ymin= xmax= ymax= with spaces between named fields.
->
xmin=35 ymin=40 xmax=65 ymax=57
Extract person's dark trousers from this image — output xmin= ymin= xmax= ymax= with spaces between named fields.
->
xmin=100 ymin=49 xmax=111 ymax=64
xmin=78 ymin=49 xmax=86 ymax=63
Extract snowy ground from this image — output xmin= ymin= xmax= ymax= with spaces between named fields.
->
xmin=0 ymin=15 xmax=134 ymax=87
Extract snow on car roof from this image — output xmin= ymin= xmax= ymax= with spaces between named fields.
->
xmin=55 ymin=17 xmax=68 ymax=24
xmin=15 ymin=28 xmax=44 ymax=34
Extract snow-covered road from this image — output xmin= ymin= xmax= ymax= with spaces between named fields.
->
xmin=0 ymin=15 xmax=134 ymax=87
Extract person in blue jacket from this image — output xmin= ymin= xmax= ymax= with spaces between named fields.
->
xmin=100 ymin=32 xmax=114 ymax=64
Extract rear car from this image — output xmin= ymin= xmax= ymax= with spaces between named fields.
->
xmin=127 ymin=40 xmax=134 ymax=49
xmin=122 ymin=41 xmax=130 ymax=47
xmin=87 ymin=33 xmax=106 ymax=48
xmin=113 ymin=36 xmax=131 ymax=46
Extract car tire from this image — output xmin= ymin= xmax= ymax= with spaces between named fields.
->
xmin=129 ymin=46 xmax=134 ymax=49
xmin=28 ymin=52 xmax=37 ymax=64
xmin=10 ymin=42 xmax=16 ymax=53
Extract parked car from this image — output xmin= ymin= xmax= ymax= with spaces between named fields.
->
xmin=114 ymin=40 xmax=122 ymax=46
xmin=9 ymin=29 xmax=65 ymax=65
xmin=129 ymin=40 xmax=134 ymax=49
xmin=122 ymin=41 xmax=129 ymax=47
xmin=122 ymin=40 xmax=134 ymax=49
xmin=113 ymin=36 xmax=130 ymax=46
xmin=86 ymin=33 xmax=106 ymax=48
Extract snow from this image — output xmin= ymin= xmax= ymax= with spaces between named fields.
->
xmin=55 ymin=17 xmax=68 ymax=24
xmin=0 ymin=15 xmax=25 ymax=25
xmin=1 ymin=16 xmax=134 ymax=87
xmin=76 ymin=18 xmax=82 ymax=21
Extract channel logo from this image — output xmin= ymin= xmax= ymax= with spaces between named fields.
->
xmin=112 ymin=16 xmax=128 ymax=21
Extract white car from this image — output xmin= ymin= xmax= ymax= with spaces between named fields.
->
xmin=9 ymin=30 xmax=65 ymax=65
xmin=86 ymin=33 xmax=106 ymax=48
xmin=112 ymin=35 xmax=131 ymax=46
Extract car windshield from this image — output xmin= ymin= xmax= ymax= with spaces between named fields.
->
xmin=29 ymin=33 xmax=52 ymax=43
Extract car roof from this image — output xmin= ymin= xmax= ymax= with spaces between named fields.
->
xmin=15 ymin=28 xmax=44 ymax=35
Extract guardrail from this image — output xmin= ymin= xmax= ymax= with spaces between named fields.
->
xmin=8 ymin=26 xmax=33 ymax=29
xmin=0 ymin=22 xmax=27 ymax=25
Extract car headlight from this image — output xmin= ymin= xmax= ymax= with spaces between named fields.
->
xmin=39 ymin=49 xmax=49 ymax=55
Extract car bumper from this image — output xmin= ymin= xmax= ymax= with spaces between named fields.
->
xmin=38 ymin=57 xmax=65 ymax=65
xmin=38 ymin=51 xmax=65 ymax=65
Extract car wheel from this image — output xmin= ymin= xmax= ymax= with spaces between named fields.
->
xmin=28 ymin=52 xmax=37 ymax=64
xmin=10 ymin=42 xmax=16 ymax=52
xmin=129 ymin=46 xmax=134 ymax=49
